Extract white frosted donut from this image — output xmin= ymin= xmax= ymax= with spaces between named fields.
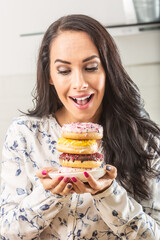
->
xmin=62 ymin=122 xmax=103 ymax=140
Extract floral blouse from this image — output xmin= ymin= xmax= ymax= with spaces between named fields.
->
xmin=0 ymin=115 xmax=160 ymax=240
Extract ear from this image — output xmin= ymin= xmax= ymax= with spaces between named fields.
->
xmin=49 ymin=78 xmax=54 ymax=85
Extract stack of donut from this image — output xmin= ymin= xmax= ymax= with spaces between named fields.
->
xmin=56 ymin=122 xmax=103 ymax=174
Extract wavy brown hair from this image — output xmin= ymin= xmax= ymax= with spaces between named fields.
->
xmin=28 ymin=14 xmax=160 ymax=200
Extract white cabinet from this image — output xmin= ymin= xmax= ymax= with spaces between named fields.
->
xmin=0 ymin=0 xmax=133 ymax=75
xmin=0 ymin=0 xmax=159 ymax=75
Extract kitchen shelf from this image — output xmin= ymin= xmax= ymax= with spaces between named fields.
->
xmin=20 ymin=21 xmax=160 ymax=37
xmin=106 ymin=21 xmax=160 ymax=36
xmin=106 ymin=21 xmax=160 ymax=29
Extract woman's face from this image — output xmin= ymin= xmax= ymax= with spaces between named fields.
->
xmin=50 ymin=30 xmax=105 ymax=123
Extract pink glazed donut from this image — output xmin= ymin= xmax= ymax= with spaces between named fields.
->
xmin=61 ymin=122 xmax=103 ymax=140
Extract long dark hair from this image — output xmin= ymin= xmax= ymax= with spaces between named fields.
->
xmin=28 ymin=14 xmax=160 ymax=200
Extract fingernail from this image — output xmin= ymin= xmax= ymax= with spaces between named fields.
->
xmin=67 ymin=184 xmax=72 ymax=189
xmin=42 ymin=170 xmax=47 ymax=175
xmin=106 ymin=166 xmax=111 ymax=171
xmin=84 ymin=172 xmax=89 ymax=178
xmin=64 ymin=177 xmax=69 ymax=183
xmin=58 ymin=176 xmax=64 ymax=181
xmin=71 ymin=177 xmax=77 ymax=182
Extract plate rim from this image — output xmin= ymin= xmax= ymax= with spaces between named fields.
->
xmin=48 ymin=168 xmax=105 ymax=179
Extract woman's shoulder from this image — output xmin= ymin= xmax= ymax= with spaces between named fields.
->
xmin=7 ymin=114 xmax=61 ymax=135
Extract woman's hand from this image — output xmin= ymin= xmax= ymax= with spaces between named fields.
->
xmin=71 ymin=165 xmax=117 ymax=195
xmin=36 ymin=167 xmax=73 ymax=196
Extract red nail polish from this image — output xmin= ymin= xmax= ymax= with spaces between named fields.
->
xmin=84 ymin=172 xmax=89 ymax=178
xmin=71 ymin=177 xmax=77 ymax=182
xmin=42 ymin=170 xmax=47 ymax=175
xmin=58 ymin=176 xmax=64 ymax=181
xmin=64 ymin=177 xmax=69 ymax=182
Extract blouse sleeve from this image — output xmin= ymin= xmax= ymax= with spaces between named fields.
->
xmin=93 ymin=139 xmax=160 ymax=239
xmin=0 ymin=120 xmax=70 ymax=239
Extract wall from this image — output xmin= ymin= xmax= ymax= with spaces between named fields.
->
xmin=113 ymin=30 xmax=160 ymax=125
xmin=126 ymin=63 xmax=160 ymax=123
xmin=0 ymin=74 xmax=35 ymax=154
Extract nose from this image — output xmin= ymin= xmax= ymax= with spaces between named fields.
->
xmin=72 ymin=70 xmax=88 ymax=90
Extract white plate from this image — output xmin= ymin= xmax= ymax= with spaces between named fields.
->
xmin=48 ymin=168 xmax=106 ymax=182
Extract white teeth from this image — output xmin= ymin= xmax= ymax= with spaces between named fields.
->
xmin=73 ymin=96 xmax=90 ymax=101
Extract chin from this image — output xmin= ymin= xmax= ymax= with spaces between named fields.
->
xmin=72 ymin=112 xmax=97 ymax=123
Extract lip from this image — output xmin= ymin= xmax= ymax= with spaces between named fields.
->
xmin=70 ymin=93 xmax=92 ymax=98
xmin=69 ymin=94 xmax=94 ymax=110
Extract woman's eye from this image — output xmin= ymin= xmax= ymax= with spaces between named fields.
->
xmin=57 ymin=69 xmax=71 ymax=75
xmin=85 ymin=65 xmax=98 ymax=72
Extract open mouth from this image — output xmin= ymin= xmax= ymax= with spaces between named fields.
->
xmin=70 ymin=94 xmax=93 ymax=106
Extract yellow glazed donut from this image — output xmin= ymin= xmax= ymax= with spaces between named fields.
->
xmin=56 ymin=137 xmax=98 ymax=154
xmin=61 ymin=122 xmax=103 ymax=140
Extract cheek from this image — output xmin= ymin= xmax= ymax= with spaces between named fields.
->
xmin=53 ymin=79 xmax=69 ymax=100
xmin=50 ymin=72 xmax=64 ymax=91
xmin=54 ymin=84 xmax=65 ymax=98
xmin=94 ymin=74 xmax=105 ymax=92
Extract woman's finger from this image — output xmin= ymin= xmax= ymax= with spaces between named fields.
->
xmin=36 ymin=168 xmax=74 ymax=196
xmin=71 ymin=182 xmax=81 ymax=194
xmin=105 ymin=165 xmax=117 ymax=180
xmin=52 ymin=177 xmax=70 ymax=194
xmin=71 ymin=177 xmax=86 ymax=192
xmin=81 ymin=165 xmax=117 ymax=193
xmin=36 ymin=167 xmax=57 ymax=178
xmin=42 ymin=176 xmax=64 ymax=190
xmin=70 ymin=176 xmax=95 ymax=194
xmin=82 ymin=171 xmax=99 ymax=190
xmin=60 ymin=183 xmax=73 ymax=196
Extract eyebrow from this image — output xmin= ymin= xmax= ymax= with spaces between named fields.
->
xmin=54 ymin=59 xmax=71 ymax=64
xmin=54 ymin=55 xmax=99 ymax=64
xmin=82 ymin=55 xmax=99 ymax=62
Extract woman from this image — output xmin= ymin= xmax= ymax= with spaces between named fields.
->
xmin=0 ymin=14 xmax=160 ymax=239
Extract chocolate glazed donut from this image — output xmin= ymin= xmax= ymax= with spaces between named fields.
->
xmin=59 ymin=153 xmax=103 ymax=168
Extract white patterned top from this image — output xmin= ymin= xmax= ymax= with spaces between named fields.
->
xmin=0 ymin=115 xmax=160 ymax=240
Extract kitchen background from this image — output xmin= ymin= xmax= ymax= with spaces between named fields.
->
xmin=0 ymin=0 xmax=160 ymax=171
